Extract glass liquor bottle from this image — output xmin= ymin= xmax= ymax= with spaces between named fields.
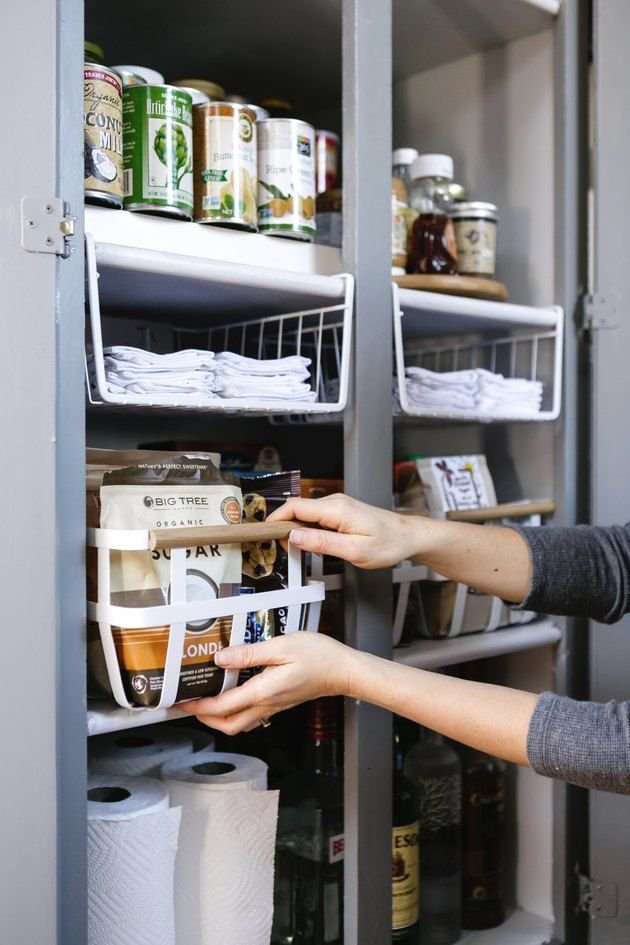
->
xmin=392 ymin=717 xmax=420 ymax=945
xmin=460 ymin=749 xmax=506 ymax=930
xmin=404 ymin=728 xmax=462 ymax=945
xmin=273 ymin=698 xmax=344 ymax=945
xmin=407 ymin=154 xmax=458 ymax=275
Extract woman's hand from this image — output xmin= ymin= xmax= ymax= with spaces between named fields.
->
xmin=268 ymin=493 xmax=420 ymax=568
xmin=180 ymin=633 xmax=359 ymax=735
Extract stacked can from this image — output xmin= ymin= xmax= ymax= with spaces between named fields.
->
xmin=193 ymin=102 xmax=258 ymax=230
xmin=84 ymin=63 xmax=124 ymax=208
xmin=122 ymin=85 xmax=194 ymax=219
xmin=257 ymin=118 xmax=316 ymax=241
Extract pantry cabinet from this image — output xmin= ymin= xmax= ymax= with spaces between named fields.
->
xmin=3 ymin=0 xmax=626 ymax=943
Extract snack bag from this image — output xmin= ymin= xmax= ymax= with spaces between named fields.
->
xmin=88 ymin=455 xmax=243 ymax=706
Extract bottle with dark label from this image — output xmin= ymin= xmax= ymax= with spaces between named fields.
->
xmin=273 ymin=698 xmax=344 ymax=945
xmin=392 ymin=717 xmax=420 ymax=944
xmin=461 ymin=750 xmax=506 ymax=930
xmin=404 ymin=728 xmax=461 ymax=945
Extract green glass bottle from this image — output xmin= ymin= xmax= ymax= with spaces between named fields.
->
xmin=392 ymin=717 xmax=420 ymax=944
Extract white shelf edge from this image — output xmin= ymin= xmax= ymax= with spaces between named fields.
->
xmin=394 ymin=408 xmax=558 ymax=423
xmin=397 ymin=288 xmax=561 ymax=332
xmin=393 ymin=617 xmax=562 ymax=669
xmin=458 ymin=907 xmax=554 ymax=944
xmin=87 ymin=700 xmax=188 ymax=736
xmin=85 ymin=206 xmax=343 ymax=280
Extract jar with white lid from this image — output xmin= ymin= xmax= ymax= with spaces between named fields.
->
xmin=450 ymin=201 xmax=498 ymax=278
xmin=407 ymin=153 xmax=458 ymax=275
xmin=392 ymin=148 xmax=419 ymax=192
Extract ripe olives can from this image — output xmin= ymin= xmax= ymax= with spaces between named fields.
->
xmin=84 ymin=64 xmax=123 ymax=208
xmin=193 ymin=102 xmax=258 ymax=230
xmin=122 ymin=85 xmax=194 ymax=219
xmin=257 ymin=119 xmax=316 ymax=241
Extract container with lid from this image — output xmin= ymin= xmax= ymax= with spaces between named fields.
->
xmin=392 ymin=148 xmax=418 ymax=192
xmin=173 ymin=79 xmax=226 ymax=102
xmin=407 ymin=153 xmax=458 ymax=275
xmin=451 ymin=202 xmax=498 ymax=278
xmin=193 ymin=101 xmax=257 ymax=230
xmin=392 ymin=177 xmax=409 ymax=275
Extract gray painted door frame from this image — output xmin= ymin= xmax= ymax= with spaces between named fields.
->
xmin=589 ymin=0 xmax=630 ymax=942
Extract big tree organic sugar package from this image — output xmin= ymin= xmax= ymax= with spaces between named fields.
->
xmin=87 ymin=455 xmax=244 ymax=707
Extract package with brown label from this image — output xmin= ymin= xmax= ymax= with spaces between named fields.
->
xmin=87 ymin=455 xmax=243 ymax=707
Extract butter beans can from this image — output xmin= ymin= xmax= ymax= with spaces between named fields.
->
xmin=84 ymin=64 xmax=123 ymax=207
xmin=122 ymin=85 xmax=194 ymax=219
xmin=193 ymin=102 xmax=257 ymax=230
xmin=257 ymin=118 xmax=315 ymax=241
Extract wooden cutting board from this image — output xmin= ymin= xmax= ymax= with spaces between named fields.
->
xmin=393 ymin=273 xmax=509 ymax=302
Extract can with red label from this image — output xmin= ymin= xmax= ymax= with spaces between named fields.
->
xmin=84 ymin=63 xmax=123 ymax=207
xmin=315 ymin=129 xmax=340 ymax=194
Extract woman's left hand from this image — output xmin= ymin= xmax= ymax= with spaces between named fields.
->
xmin=180 ymin=632 xmax=358 ymax=734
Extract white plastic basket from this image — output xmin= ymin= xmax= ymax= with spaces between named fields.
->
xmin=87 ymin=522 xmax=325 ymax=710
xmin=84 ymin=233 xmax=354 ymax=415
xmin=393 ymin=283 xmax=564 ymax=422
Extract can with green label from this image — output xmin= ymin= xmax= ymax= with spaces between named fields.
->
xmin=122 ymin=85 xmax=194 ymax=219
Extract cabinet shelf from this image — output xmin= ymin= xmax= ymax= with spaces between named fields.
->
xmin=459 ymin=908 xmax=553 ymax=944
xmin=393 ymin=617 xmax=561 ymax=669
xmin=85 ymin=208 xmax=344 ymax=321
xmin=87 ymin=701 xmax=187 ymax=737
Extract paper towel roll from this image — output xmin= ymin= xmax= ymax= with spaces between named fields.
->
xmin=161 ymin=752 xmax=279 ymax=945
xmin=87 ymin=775 xmax=181 ymax=945
xmin=89 ymin=725 xmax=208 ymax=777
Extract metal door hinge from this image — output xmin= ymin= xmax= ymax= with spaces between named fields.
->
xmin=579 ymin=293 xmax=619 ymax=332
xmin=20 ymin=196 xmax=76 ymax=258
xmin=578 ymin=873 xmax=618 ymax=918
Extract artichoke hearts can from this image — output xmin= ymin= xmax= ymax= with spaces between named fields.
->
xmin=257 ymin=119 xmax=316 ymax=241
xmin=193 ymin=102 xmax=258 ymax=230
xmin=122 ymin=85 xmax=194 ymax=219
xmin=84 ymin=64 xmax=123 ymax=208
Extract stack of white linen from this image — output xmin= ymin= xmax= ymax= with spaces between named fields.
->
xmin=87 ymin=346 xmax=316 ymax=404
xmin=398 ymin=365 xmax=543 ymax=416
xmin=212 ymin=352 xmax=316 ymax=402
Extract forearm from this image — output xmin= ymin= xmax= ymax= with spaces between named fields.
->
xmin=407 ymin=517 xmax=532 ymax=604
xmin=348 ymin=649 xmax=537 ymax=765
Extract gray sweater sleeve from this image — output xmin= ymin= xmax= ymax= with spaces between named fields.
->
xmin=512 ymin=524 xmax=630 ymax=793
xmin=516 ymin=522 xmax=630 ymax=623
xmin=527 ymin=693 xmax=630 ymax=794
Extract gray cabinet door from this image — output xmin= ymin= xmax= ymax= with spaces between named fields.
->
xmin=589 ymin=0 xmax=630 ymax=942
xmin=0 ymin=0 xmax=87 ymax=943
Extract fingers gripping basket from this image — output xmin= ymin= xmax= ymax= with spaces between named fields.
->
xmin=87 ymin=522 xmax=325 ymax=710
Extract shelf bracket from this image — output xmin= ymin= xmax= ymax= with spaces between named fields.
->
xmin=578 ymin=873 xmax=618 ymax=918
xmin=20 ymin=196 xmax=76 ymax=258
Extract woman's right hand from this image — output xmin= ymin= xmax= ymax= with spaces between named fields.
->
xmin=267 ymin=493 xmax=421 ymax=568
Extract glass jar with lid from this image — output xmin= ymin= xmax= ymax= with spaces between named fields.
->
xmin=392 ymin=148 xmax=419 ymax=192
xmin=392 ymin=177 xmax=409 ymax=275
xmin=407 ymin=153 xmax=458 ymax=275
xmin=450 ymin=202 xmax=498 ymax=278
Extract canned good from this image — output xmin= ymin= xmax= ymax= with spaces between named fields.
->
xmin=84 ymin=41 xmax=105 ymax=65
xmin=257 ymin=118 xmax=316 ymax=241
xmin=315 ymin=129 xmax=340 ymax=194
xmin=173 ymin=78 xmax=225 ymax=102
xmin=193 ymin=102 xmax=257 ymax=230
xmin=315 ymin=188 xmax=342 ymax=248
xmin=451 ymin=201 xmax=498 ymax=277
xmin=113 ymin=65 xmax=165 ymax=85
xmin=115 ymin=69 xmax=147 ymax=88
xmin=122 ymin=85 xmax=194 ymax=219
xmin=84 ymin=64 xmax=123 ymax=208
xmin=177 ymin=86 xmax=211 ymax=106
xmin=248 ymin=104 xmax=270 ymax=122
xmin=391 ymin=177 xmax=408 ymax=274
